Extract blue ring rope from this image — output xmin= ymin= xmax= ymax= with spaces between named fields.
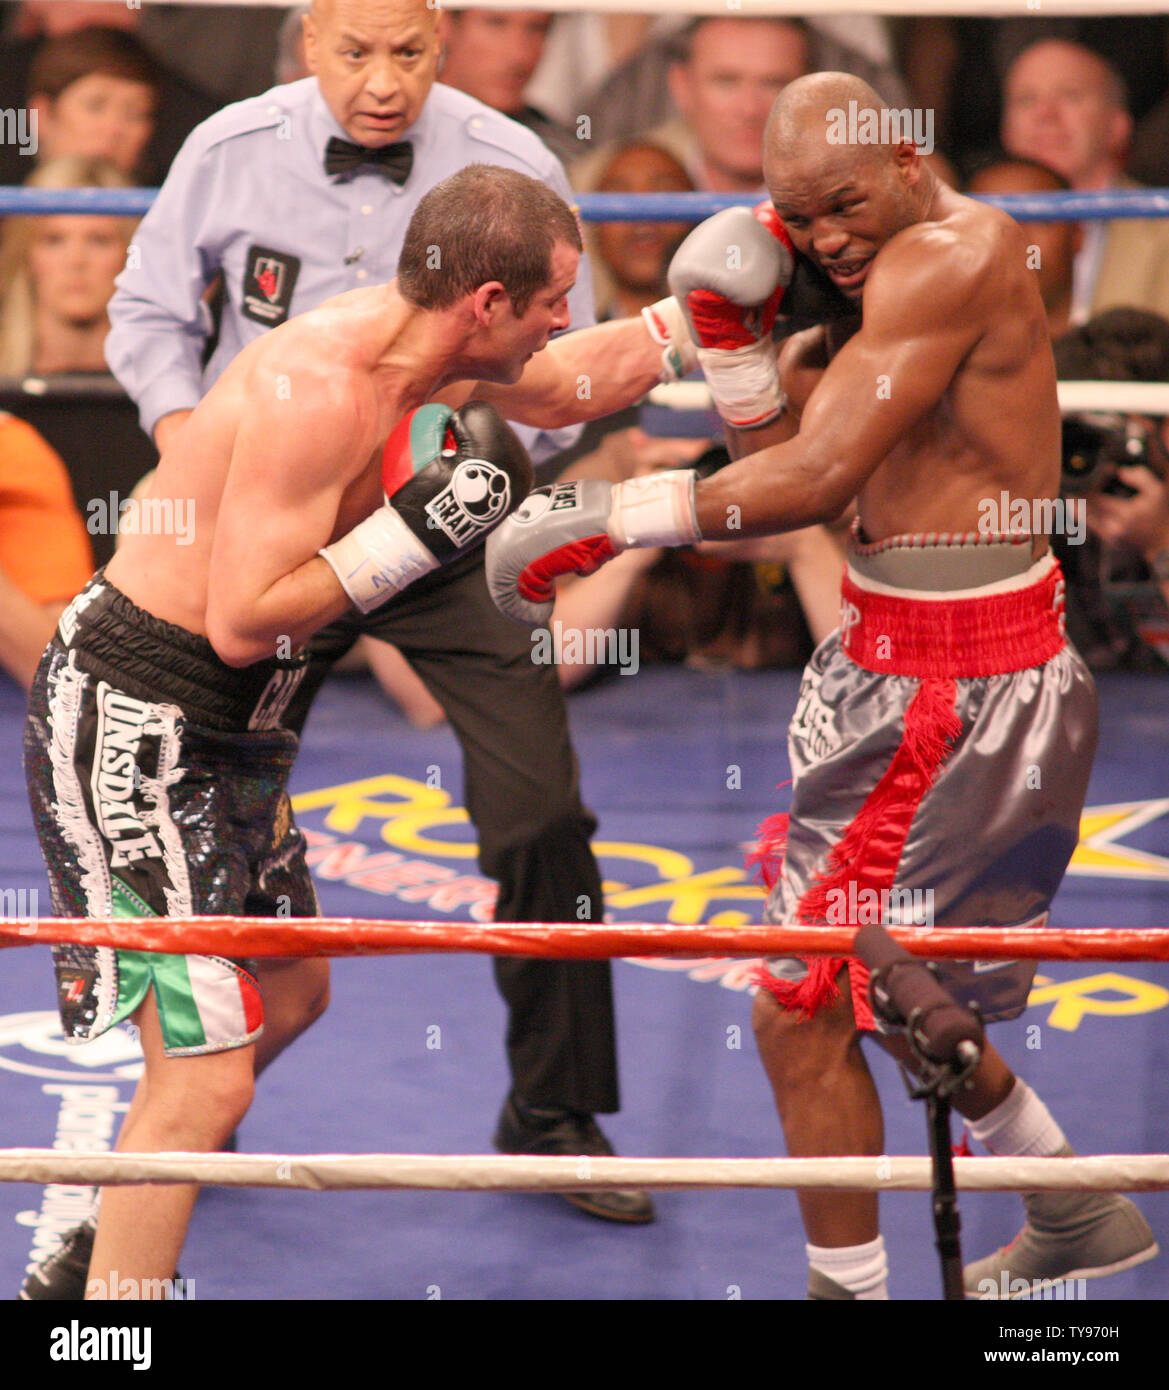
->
xmin=3 ymin=187 xmax=1169 ymax=222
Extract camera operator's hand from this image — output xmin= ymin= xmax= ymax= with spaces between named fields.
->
xmin=1089 ymin=464 xmax=1169 ymax=560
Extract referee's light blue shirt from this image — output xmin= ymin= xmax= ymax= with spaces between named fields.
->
xmin=106 ymin=78 xmax=596 ymax=459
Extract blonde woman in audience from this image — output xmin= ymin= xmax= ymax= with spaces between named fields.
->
xmin=0 ymin=156 xmax=137 ymax=379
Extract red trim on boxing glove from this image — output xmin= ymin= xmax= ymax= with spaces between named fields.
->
xmin=518 ymin=534 xmax=617 ymax=602
xmin=752 ymin=200 xmax=795 ymax=252
xmin=684 ymin=287 xmax=785 ymax=350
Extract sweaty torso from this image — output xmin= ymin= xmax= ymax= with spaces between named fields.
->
xmin=782 ymin=188 xmax=1060 ymax=547
xmin=103 ymin=290 xmax=423 ymax=636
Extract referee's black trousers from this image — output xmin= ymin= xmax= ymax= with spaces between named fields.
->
xmin=284 ymin=551 xmax=619 ymax=1115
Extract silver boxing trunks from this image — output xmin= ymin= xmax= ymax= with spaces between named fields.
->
xmin=754 ymin=530 xmax=1098 ymax=1029
xmin=23 ymin=572 xmax=317 ymax=1057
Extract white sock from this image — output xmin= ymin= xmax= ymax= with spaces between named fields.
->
xmin=967 ymin=1079 xmax=1068 ymax=1157
xmin=807 ymin=1236 xmax=889 ymax=1299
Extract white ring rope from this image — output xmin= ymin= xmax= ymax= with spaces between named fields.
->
xmin=1052 ymin=382 xmax=1169 ymax=417
xmin=1 ymin=1149 xmax=1166 ymax=1193
xmin=650 ymin=380 xmax=1169 ymax=416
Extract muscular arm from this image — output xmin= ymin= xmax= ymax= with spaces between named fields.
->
xmin=723 ymin=320 xmax=860 ymax=461
xmin=694 ymin=236 xmax=987 ymax=537
xmin=205 ymin=364 xmax=375 ymax=666
xmin=462 ymin=316 xmax=664 ymax=429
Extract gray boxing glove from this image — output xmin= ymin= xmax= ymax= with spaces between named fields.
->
xmin=665 ymin=202 xmax=795 ymax=428
xmin=486 ymin=473 xmax=701 ymax=627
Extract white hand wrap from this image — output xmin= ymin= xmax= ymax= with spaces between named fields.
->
xmin=319 ymin=505 xmax=439 ymax=614
xmin=697 ymin=340 xmax=786 ymax=431
xmin=642 ymin=297 xmax=700 ymax=383
xmin=607 ymin=470 xmax=701 ymax=550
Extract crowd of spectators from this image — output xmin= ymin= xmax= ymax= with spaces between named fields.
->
xmin=1 ymin=3 xmax=1167 ymax=688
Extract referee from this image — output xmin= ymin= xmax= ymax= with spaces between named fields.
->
xmin=105 ymin=0 xmax=650 ymax=1226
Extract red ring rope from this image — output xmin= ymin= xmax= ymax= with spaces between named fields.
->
xmin=0 ymin=917 xmax=1167 ymax=961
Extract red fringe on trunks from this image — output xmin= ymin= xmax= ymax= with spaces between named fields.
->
xmin=750 ymin=678 xmax=963 ymax=1029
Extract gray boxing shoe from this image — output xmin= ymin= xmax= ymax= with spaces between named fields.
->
xmin=964 ymin=1188 xmax=1159 ymax=1299
xmin=807 ymin=1266 xmax=858 ymax=1300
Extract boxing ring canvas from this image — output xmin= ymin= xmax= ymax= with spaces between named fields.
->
xmin=1 ymin=664 xmax=1166 ymax=1300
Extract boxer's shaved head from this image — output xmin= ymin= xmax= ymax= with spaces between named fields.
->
xmin=763 ymin=71 xmax=933 ymax=299
xmin=766 ymin=72 xmax=891 ymax=173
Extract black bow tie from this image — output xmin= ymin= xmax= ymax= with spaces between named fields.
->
xmin=324 ymin=136 xmax=413 ymax=184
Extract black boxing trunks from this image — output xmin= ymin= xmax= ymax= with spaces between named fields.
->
xmin=752 ymin=530 xmax=1097 ymax=1030
xmin=23 ymin=572 xmax=317 ymax=1057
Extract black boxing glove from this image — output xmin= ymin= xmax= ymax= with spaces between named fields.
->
xmin=320 ymin=400 xmax=533 ymax=612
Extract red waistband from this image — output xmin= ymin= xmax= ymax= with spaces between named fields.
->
xmin=839 ymin=557 xmax=1067 ymax=678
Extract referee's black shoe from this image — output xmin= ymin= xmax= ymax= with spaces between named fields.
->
xmin=494 ymin=1095 xmax=656 ymax=1224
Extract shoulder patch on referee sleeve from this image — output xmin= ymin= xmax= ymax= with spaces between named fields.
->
xmin=198 ymin=97 xmax=293 ymax=154
xmin=461 ymin=111 xmax=551 ymax=179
